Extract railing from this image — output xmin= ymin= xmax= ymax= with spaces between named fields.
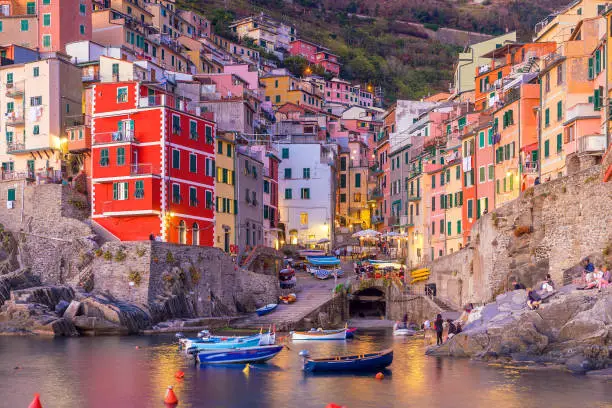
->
xmin=5 ymin=82 xmax=24 ymax=97
xmin=6 ymin=142 xmax=26 ymax=153
xmin=578 ymin=135 xmax=607 ymax=154
xmin=5 ymin=111 xmax=24 ymax=125
xmin=408 ymin=192 xmax=421 ymax=201
xmin=368 ymin=188 xmax=383 ymax=199
xmin=94 ymin=130 xmax=136 ymax=144
xmin=543 ymin=52 xmax=564 ymax=69
xmin=522 ymin=161 xmax=538 ymax=174
xmin=64 ymin=114 xmax=92 ymax=128
xmin=565 ymin=103 xmax=599 ymax=123
xmin=138 ymin=94 xmax=187 ymax=112
xmin=351 ymin=158 xmax=369 ymax=168
xmin=130 ymin=163 xmax=154 ymax=175
xmin=371 ymin=215 xmax=384 ymax=224
xmin=81 ymin=73 xmax=100 ymax=82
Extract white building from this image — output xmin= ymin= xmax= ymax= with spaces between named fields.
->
xmin=277 ymin=138 xmax=336 ymax=246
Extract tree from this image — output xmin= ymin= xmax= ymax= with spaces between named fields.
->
xmin=283 ymin=56 xmax=310 ymax=77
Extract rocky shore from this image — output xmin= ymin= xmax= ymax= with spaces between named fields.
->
xmin=427 ymin=286 xmax=611 ymax=374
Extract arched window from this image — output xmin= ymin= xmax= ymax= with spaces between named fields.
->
xmin=192 ymin=222 xmax=199 ymax=246
xmin=178 ymin=220 xmax=186 ymax=244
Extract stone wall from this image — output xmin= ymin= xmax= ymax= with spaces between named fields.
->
xmin=429 ymin=166 xmax=612 ymax=308
xmin=92 ymin=241 xmax=280 ymax=323
xmin=387 ymin=294 xmax=444 ymax=324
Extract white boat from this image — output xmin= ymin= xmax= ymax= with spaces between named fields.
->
xmin=291 ymin=328 xmax=347 ymax=340
xmin=393 ymin=326 xmax=417 ymax=336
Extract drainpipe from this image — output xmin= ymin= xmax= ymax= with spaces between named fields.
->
xmin=537 ymin=76 xmax=543 ymax=181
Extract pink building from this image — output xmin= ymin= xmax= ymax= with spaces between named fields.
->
xmin=289 ymin=39 xmax=341 ymax=76
xmin=0 ymin=0 xmax=92 ymax=52
xmin=223 ymin=64 xmax=259 ymax=90
xmin=325 ymin=78 xmax=373 ymax=107
xmin=425 ymin=161 xmax=446 ymax=261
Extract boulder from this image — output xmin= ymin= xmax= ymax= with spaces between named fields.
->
xmin=39 ymin=317 xmax=79 ymax=337
xmin=55 ymin=300 xmax=70 ymax=316
xmin=73 ymin=316 xmax=128 ymax=335
xmin=63 ymin=300 xmax=82 ymax=320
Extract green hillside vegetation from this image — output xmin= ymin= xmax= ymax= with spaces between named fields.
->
xmin=178 ymin=0 xmax=568 ymax=103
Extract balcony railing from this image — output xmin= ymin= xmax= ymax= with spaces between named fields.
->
xmin=5 ymin=82 xmax=24 ymax=97
xmin=578 ymin=135 xmax=607 ymax=154
xmin=130 ymin=163 xmax=154 ymax=175
xmin=522 ymin=161 xmax=539 ymax=174
xmin=408 ymin=193 xmax=421 ymax=201
xmin=371 ymin=215 xmax=384 ymax=224
xmin=94 ymin=130 xmax=136 ymax=144
xmin=565 ymin=103 xmax=599 ymax=123
xmin=368 ymin=188 xmax=383 ymax=200
xmin=81 ymin=73 xmax=100 ymax=82
xmin=6 ymin=142 xmax=26 ymax=153
xmin=5 ymin=111 xmax=24 ymax=126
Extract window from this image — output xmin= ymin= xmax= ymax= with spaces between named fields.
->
xmin=135 ymin=181 xmax=144 ymax=199
xmin=447 ymin=221 xmax=452 ymax=236
xmin=190 ymin=120 xmax=198 ymax=140
xmin=301 ymin=188 xmax=310 ymax=199
xmin=0 ymin=21 xmax=2 ymax=32
xmin=226 ymin=144 xmax=232 ymax=157
xmin=284 ymin=168 xmax=292 ymax=179
xmin=26 ymin=2 xmax=35 ymax=14
xmin=303 ymin=168 xmax=310 ymax=179
xmin=431 ymin=222 xmax=435 ymax=235
xmin=355 ymin=173 xmax=361 ymax=187
xmin=557 ymin=64 xmax=563 ymax=85
xmin=42 ymin=0 xmax=51 ymax=4
xmin=467 ymin=199 xmax=473 ymax=219
xmin=457 ymin=220 xmax=462 ymax=235
xmin=263 ymin=180 xmax=270 ymax=194
xmin=189 ymin=187 xmax=198 ymax=206
xmin=431 ymin=175 xmax=436 ymax=188
xmin=43 ymin=14 xmax=51 ymax=26
xmin=282 ymin=148 xmax=289 ymax=159
xmin=340 ymin=194 xmax=346 ymax=203
xmin=544 ymin=108 xmax=550 ymax=127
xmin=544 ymin=140 xmax=550 ymax=158
xmin=488 ymin=164 xmax=494 ymax=181
xmin=172 ymin=184 xmax=181 ymax=203
xmin=556 ymin=133 xmax=562 ymax=153
xmin=172 ymin=115 xmax=181 ymax=134
xmin=116 ymin=147 xmax=125 ymax=165
xmin=479 ymin=166 xmax=485 ymax=183
xmin=479 ymin=131 xmax=485 ymax=148
xmin=440 ymin=173 xmax=445 ymax=186
xmin=455 ymin=166 xmax=460 ymax=180
xmin=7 ymin=188 xmax=16 ymax=202
xmin=33 ymin=67 xmax=39 ymax=77
xmin=30 ymin=96 xmax=42 ymax=106
xmin=100 ymin=149 xmax=109 ymax=166
xmin=112 ymin=182 xmax=128 ymax=200
xmin=79 ymin=3 xmax=86 ymax=14
xmin=31 ymin=125 xmax=40 ymax=135
xmin=80 ymin=24 xmax=85 ymax=35
xmin=557 ymin=101 xmax=562 ymax=121
xmin=588 ymin=57 xmax=594 ymax=79
xmin=340 ymin=157 xmax=346 ymax=171
xmin=217 ymin=141 xmax=223 ymax=154
xmin=440 ymin=220 xmax=444 ymax=235
xmin=339 ymin=174 xmax=346 ymax=188
xmin=431 ymin=196 xmax=436 ymax=211
xmin=172 ymin=149 xmax=180 ymax=169
xmin=275 ymin=95 xmax=281 ymax=103
xmin=300 ymin=212 xmax=308 ymax=225
xmin=117 ymin=87 xmax=128 ymax=103
xmin=42 ymin=35 xmax=51 ymax=48
xmin=189 ymin=153 xmax=197 ymax=173
xmin=285 ymin=188 xmax=292 ymax=199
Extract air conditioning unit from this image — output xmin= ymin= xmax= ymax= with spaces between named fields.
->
xmin=6 ymin=200 xmax=14 ymax=209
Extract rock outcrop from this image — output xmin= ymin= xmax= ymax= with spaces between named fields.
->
xmin=428 ymin=287 xmax=611 ymax=373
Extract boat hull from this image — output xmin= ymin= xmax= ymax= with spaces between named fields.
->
xmin=187 ymin=336 xmax=261 ymax=353
xmin=393 ymin=329 xmax=417 ymax=336
xmin=197 ymin=345 xmax=284 ymax=365
xmin=303 ymin=349 xmax=393 ymax=372
xmin=256 ymin=304 xmax=278 ymax=316
xmin=291 ymin=329 xmax=347 ymax=340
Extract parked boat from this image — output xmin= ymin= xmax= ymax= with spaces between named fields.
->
xmin=197 ymin=345 xmax=284 ymax=365
xmin=256 ymin=303 xmax=278 ymax=316
xmin=307 ymin=256 xmax=342 ymax=280
xmin=186 ymin=336 xmax=262 ymax=353
xmin=291 ymin=328 xmax=347 ymax=340
xmin=345 ymin=328 xmax=357 ymax=338
xmin=393 ymin=328 xmax=417 ymax=336
xmin=301 ymin=348 xmax=393 ymax=372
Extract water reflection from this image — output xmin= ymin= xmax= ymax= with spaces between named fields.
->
xmin=0 ymin=330 xmax=610 ymax=408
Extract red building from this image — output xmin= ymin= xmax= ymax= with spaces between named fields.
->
xmin=289 ymin=39 xmax=341 ymax=76
xmin=91 ymin=81 xmax=216 ymax=245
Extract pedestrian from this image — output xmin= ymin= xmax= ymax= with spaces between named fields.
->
xmin=402 ymin=313 xmax=408 ymax=329
xmin=446 ymin=319 xmax=456 ymax=340
xmin=434 ymin=314 xmax=444 ymax=345
xmin=149 ymin=233 xmax=155 ymax=241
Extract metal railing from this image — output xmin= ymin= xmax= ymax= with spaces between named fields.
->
xmin=81 ymin=73 xmax=100 ymax=82
xmin=5 ymin=111 xmax=24 ymax=126
xmin=6 ymin=142 xmax=26 ymax=153
xmin=94 ymin=130 xmax=136 ymax=144
xmin=130 ymin=163 xmax=154 ymax=175
xmin=5 ymin=82 xmax=24 ymax=97
xmin=522 ymin=161 xmax=538 ymax=174
xmin=578 ymin=135 xmax=607 ymax=153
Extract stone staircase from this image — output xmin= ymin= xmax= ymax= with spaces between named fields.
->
xmin=431 ymin=296 xmax=461 ymax=320
xmin=87 ymin=220 xmax=119 ymax=244
xmin=232 ymin=278 xmax=339 ymax=330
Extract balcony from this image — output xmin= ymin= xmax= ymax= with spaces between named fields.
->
xmin=66 ymin=126 xmax=91 ymax=152
xmin=368 ymin=187 xmax=383 ymax=200
xmin=371 ymin=215 xmax=384 ymax=225
xmin=388 ymin=215 xmax=399 ymax=226
xmin=130 ymin=163 xmax=155 ymax=175
xmin=522 ymin=161 xmax=539 ymax=174
xmin=408 ymin=193 xmax=421 ymax=202
xmin=578 ymin=135 xmax=607 ymax=154
xmin=138 ymin=94 xmax=188 ymax=112
xmin=6 ymin=142 xmax=26 ymax=153
xmin=5 ymin=111 xmax=24 ymax=126
xmin=81 ymin=72 xmax=100 ymax=82
xmin=564 ymin=103 xmax=600 ymax=124
xmin=94 ymin=130 xmax=137 ymax=145
xmin=5 ymin=82 xmax=24 ymax=98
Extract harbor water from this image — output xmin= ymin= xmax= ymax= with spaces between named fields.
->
xmin=0 ymin=330 xmax=610 ymax=408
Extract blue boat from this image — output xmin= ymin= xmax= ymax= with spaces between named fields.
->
xmin=301 ymin=349 xmax=393 ymax=372
xmin=186 ymin=336 xmax=261 ymax=353
xmin=256 ymin=303 xmax=278 ymax=316
xmin=197 ymin=345 xmax=284 ymax=365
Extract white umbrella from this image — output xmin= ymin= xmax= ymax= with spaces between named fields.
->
xmin=385 ymin=231 xmax=401 ymax=238
xmin=352 ymin=229 xmax=381 ymax=238
xmin=317 ymin=238 xmax=331 ymax=244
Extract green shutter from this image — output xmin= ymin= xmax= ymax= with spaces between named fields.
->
xmin=556 ymin=133 xmax=562 ymax=152
xmin=557 ymin=101 xmax=562 ymax=120
xmin=190 ymin=154 xmax=197 ymax=172
xmin=467 ymin=200 xmax=473 ymax=219
xmin=7 ymin=188 xmax=15 ymax=201
xmin=457 ymin=221 xmax=462 ymax=234
xmin=355 ymin=173 xmax=361 ymax=187
xmin=477 ymin=199 xmax=481 ymax=218
xmin=544 ymin=140 xmax=550 ymax=157
xmin=588 ymin=58 xmax=594 ymax=79
xmin=545 ymin=108 xmax=550 ymax=126
xmin=594 ymin=88 xmax=601 ymax=110
xmin=447 ymin=221 xmax=452 ymax=236
xmin=117 ymin=147 xmax=125 ymax=165
xmin=113 ymin=183 xmax=118 ymax=200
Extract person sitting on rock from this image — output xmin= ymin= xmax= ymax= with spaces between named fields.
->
xmin=597 ymin=265 xmax=610 ymax=290
xmin=512 ymin=278 xmax=526 ymax=290
xmin=446 ymin=319 xmax=457 ymax=340
xmin=527 ymin=288 xmax=542 ymax=310
xmin=585 ymin=267 xmax=603 ymax=290
xmin=455 ymin=322 xmax=462 ymax=334
xmin=539 ymin=274 xmax=555 ymax=293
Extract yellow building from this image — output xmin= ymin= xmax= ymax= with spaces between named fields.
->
xmin=0 ymin=54 xmax=82 ymax=177
xmin=442 ymin=154 xmax=463 ymax=254
xmin=406 ymin=159 xmax=425 ymax=267
xmin=534 ymin=0 xmax=609 ymax=43
xmin=214 ymin=132 xmax=237 ymax=253
xmin=336 ymin=140 xmax=371 ymax=230
xmin=260 ymin=72 xmax=323 ymax=110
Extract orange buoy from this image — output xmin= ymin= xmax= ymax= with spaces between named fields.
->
xmin=174 ymin=371 xmax=185 ymax=379
xmin=375 ymin=372 xmax=384 ymax=380
xmin=28 ymin=393 xmax=42 ymax=408
xmin=164 ymin=386 xmax=179 ymax=405
xmin=135 ymin=346 xmax=140 ymax=349
xmin=325 ymin=404 xmax=343 ymax=408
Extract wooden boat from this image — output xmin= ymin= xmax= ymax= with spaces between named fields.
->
xmin=186 ymin=336 xmax=262 ymax=353
xmin=256 ymin=303 xmax=278 ymax=316
xmin=345 ymin=328 xmax=357 ymax=338
xmin=314 ymin=268 xmax=331 ymax=280
xmin=197 ymin=345 xmax=284 ymax=365
xmin=302 ymin=349 xmax=393 ymax=372
xmin=393 ymin=328 xmax=417 ymax=336
xmin=291 ymin=328 xmax=347 ymax=340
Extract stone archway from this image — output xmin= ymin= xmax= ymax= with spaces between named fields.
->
xmin=349 ymin=287 xmax=386 ymax=319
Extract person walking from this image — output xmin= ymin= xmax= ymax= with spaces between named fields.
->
xmin=434 ymin=314 xmax=444 ymax=345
